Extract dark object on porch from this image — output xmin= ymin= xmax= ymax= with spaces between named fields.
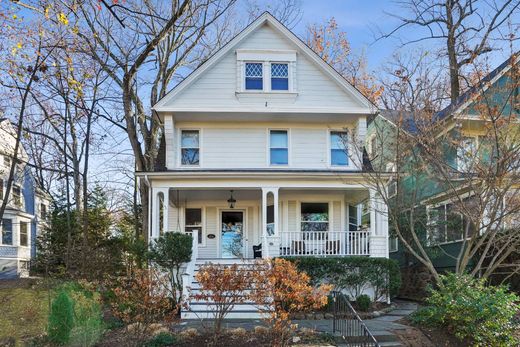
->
xmin=326 ymin=240 xmax=340 ymax=254
xmin=253 ymin=244 xmax=262 ymax=258
xmin=292 ymin=240 xmax=306 ymax=255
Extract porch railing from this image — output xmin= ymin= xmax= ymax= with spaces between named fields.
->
xmin=332 ymin=291 xmax=380 ymax=347
xmin=280 ymin=230 xmax=370 ymax=256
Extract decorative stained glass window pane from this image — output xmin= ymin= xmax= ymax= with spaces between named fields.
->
xmin=271 ymin=63 xmax=288 ymax=90
xmin=331 ymin=131 xmax=348 ymax=165
xmin=270 ymin=130 xmax=288 ymax=165
xmin=245 ymin=63 xmax=263 ymax=90
xmin=181 ymin=130 xmax=199 ymax=165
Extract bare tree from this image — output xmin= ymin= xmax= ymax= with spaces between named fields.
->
xmin=361 ymin=52 xmax=520 ymax=283
xmin=377 ymin=0 xmax=520 ymax=102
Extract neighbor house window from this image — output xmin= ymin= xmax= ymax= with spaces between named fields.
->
xmin=270 ymin=130 xmax=288 ymax=165
xmin=301 ymin=203 xmax=329 ymax=233
xmin=389 ymin=235 xmax=398 ymax=252
xmin=245 ymin=63 xmax=263 ymax=90
xmin=428 ymin=201 xmax=477 ymax=244
xmin=330 ymin=131 xmax=348 ymax=166
xmin=457 ymin=136 xmax=477 ymax=171
xmin=12 ymin=186 xmax=21 ymax=207
xmin=1 ymin=219 xmax=12 ymax=245
xmin=0 ymin=178 xmax=3 ymax=200
xmin=4 ymin=155 xmax=11 ymax=167
xmin=181 ymin=130 xmax=200 ymax=165
xmin=20 ymin=222 xmax=28 ymax=246
xmin=185 ymin=208 xmax=203 ymax=244
xmin=271 ymin=63 xmax=288 ymax=90
xmin=40 ymin=203 xmax=47 ymax=219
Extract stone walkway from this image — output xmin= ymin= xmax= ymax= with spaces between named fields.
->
xmin=177 ymin=299 xmax=419 ymax=346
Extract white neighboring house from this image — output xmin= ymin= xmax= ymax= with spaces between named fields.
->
xmin=0 ymin=119 xmax=50 ymax=279
xmin=139 ymin=13 xmax=389 ymax=317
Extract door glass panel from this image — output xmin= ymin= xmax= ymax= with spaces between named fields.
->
xmin=221 ymin=211 xmax=243 ymax=258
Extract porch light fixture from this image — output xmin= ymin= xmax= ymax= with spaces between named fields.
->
xmin=227 ymin=190 xmax=236 ymax=208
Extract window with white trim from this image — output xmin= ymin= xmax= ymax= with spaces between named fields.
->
xmin=457 ymin=136 xmax=477 ymax=171
xmin=427 ymin=199 xmax=477 ymax=244
xmin=330 ymin=131 xmax=348 ymax=166
xmin=185 ymin=208 xmax=203 ymax=244
xmin=181 ymin=130 xmax=200 ymax=166
xmin=389 ymin=235 xmax=398 ymax=252
xmin=1 ymin=219 xmax=12 ymax=245
xmin=245 ymin=63 xmax=263 ymax=90
xmin=20 ymin=222 xmax=28 ymax=246
xmin=301 ymin=203 xmax=329 ymax=233
xmin=270 ymin=130 xmax=288 ymax=165
xmin=271 ymin=63 xmax=288 ymax=90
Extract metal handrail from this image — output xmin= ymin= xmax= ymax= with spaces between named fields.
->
xmin=332 ymin=291 xmax=380 ymax=347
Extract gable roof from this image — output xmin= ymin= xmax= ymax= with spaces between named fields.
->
xmin=153 ymin=12 xmax=376 ymax=113
xmin=435 ymin=52 xmax=519 ymax=121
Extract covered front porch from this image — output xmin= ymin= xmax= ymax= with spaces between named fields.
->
xmin=149 ymin=181 xmax=389 ymax=260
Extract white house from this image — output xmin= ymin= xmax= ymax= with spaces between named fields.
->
xmin=139 ymin=12 xmax=390 ymax=317
xmin=0 ymin=119 xmax=50 ymax=279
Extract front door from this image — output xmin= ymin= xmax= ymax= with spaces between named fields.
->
xmin=221 ymin=211 xmax=244 ymax=258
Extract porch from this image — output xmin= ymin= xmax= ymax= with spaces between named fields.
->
xmin=149 ymin=185 xmax=389 ymax=259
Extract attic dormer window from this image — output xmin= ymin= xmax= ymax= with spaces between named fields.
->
xmin=237 ymin=50 xmax=296 ymax=94
xmin=271 ymin=63 xmax=288 ymax=90
xmin=245 ymin=63 xmax=263 ymax=90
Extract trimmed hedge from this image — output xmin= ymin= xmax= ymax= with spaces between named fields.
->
xmin=284 ymin=257 xmax=401 ymax=300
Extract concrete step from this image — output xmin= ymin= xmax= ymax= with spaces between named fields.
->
xmin=182 ymin=310 xmax=265 ymax=319
xmin=187 ymin=303 xmax=260 ymax=312
xmin=378 ymin=342 xmax=402 ymax=347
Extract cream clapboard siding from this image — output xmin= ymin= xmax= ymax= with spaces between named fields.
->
xmin=166 ymin=23 xmax=365 ymax=111
xmin=175 ymin=123 xmax=358 ymax=170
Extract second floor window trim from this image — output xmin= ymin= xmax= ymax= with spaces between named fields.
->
xmin=180 ymin=130 xmax=200 ymax=166
xmin=269 ymin=129 xmax=289 ymax=166
xmin=330 ymin=131 xmax=349 ymax=166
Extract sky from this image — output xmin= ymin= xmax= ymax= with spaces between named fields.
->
xmin=285 ymin=0 xmax=519 ymax=72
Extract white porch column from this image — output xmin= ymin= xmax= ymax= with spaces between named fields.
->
xmin=369 ymin=188 xmax=389 ymax=258
xmin=261 ymin=187 xmax=280 ymax=258
xmin=151 ymin=187 xmax=169 ymax=240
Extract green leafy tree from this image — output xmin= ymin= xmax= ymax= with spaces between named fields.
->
xmin=147 ymin=233 xmax=193 ymax=305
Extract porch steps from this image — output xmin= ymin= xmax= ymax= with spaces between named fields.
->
xmin=182 ymin=259 xmax=265 ymax=320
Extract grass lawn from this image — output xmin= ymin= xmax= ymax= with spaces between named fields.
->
xmin=0 ymin=279 xmax=51 ymax=345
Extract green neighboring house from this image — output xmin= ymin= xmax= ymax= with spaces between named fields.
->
xmin=367 ymin=54 xmax=520 ymax=294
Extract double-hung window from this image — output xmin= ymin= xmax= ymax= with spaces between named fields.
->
xmin=271 ymin=63 xmax=288 ymax=90
xmin=185 ymin=208 xmax=203 ymax=244
xmin=245 ymin=63 xmax=263 ymax=90
xmin=1 ymin=219 xmax=12 ymax=245
xmin=20 ymin=222 xmax=28 ymax=246
xmin=330 ymin=131 xmax=348 ymax=166
xmin=13 ymin=186 xmax=21 ymax=207
xmin=181 ymin=130 xmax=200 ymax=166
xmin=457 ymin=136 xmax=477 ymax=172
xmin=270 ymin=130 xmax=288 ymax=165
xmin=301 ymin=203 xmax=329 ymax=238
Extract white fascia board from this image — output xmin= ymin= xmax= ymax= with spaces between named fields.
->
xmin=156 ymin=106 xmax=374 ymax=114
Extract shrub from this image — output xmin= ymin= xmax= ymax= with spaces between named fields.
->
xmin=107 ymin=268 xmax=174 ymax=343
xmin=48 ymin=290 xmax=74 ymax=345
xmin=147 ymin=232 xmax=193 ymax=304
xmin=356 ymin=294 xmax=371 ymax=311
xmin=145 ymin=332 xmax=177 ymax=347
xmin=193 ymin=263 xmax=253 ymax=336
xmin=69 ymin=287 xmax=104 ymax=347
xmin=249 ymin=258 xmax=332 ymax=347
xmin=285 ymin=257 xmax=401 ymax=300
xmin=411 ymin=273 xmax=519 ymax=347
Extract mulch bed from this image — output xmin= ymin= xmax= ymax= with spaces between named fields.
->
xmin=394 ymin=318 xmax=469 ymax=347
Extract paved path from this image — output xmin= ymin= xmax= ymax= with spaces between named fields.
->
xmin=177 ymin=300 xmax=419 ymax=346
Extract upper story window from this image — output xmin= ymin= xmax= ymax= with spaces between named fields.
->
xmin=1 ymin=219 xmax=12 ymax=245
xmin=13 ymin=186 xmax=21 ymax=207
xmin=0 ymin=178 xmax=3 ymax=200
xmin=181 ymin=130 xmax=200 ymax=166
xmin=245 ymin=63 xmax=263 ymax=90
xmin=271 ymin=63 xmax=288 ymax=90
xmin=270 ymin=130 xmax=288 ymax=165
xmin=4 ymin=155 xmax=11 ymax=167
xmin=330 ymin=131 xmax=348 ymax=166
xmin=40 ymin=203 xmax=47 ymax=219
xmin=20 ymin=222 xmax=28 ymax=246
xmin=457 ymin=136 xmax=477 ymax=171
